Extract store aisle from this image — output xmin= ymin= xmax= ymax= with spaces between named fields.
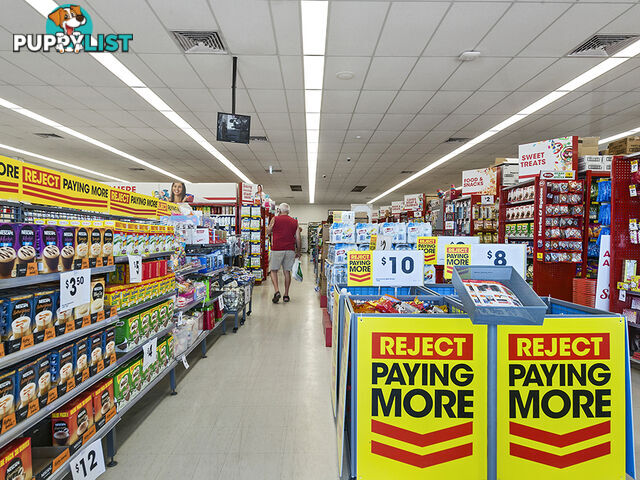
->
xmin=101 ymin=257 xmax=340 ymax=480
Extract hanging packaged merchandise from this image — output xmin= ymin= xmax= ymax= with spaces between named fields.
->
xmin=598 ymin=202 xmax=611 ymax=226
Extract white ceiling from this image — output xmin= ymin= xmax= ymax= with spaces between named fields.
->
xmin=0 ymin=0 xmax=639 ymax=204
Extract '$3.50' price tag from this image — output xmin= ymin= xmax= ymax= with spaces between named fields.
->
xmin=59 ymin=269 xmax=91 ymax=311
xmin=70 ymin=440 xmax=106 ymax=480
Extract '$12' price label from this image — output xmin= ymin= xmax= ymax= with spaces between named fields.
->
xmin=71 ymin=440 xmax=106 ymax=480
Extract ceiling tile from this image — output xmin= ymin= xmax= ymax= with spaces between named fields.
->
xmin=326 ymin=2 xmax=389 ymax=56
xmin=354 ymin=91 xmax=396 ymax=114
xmin=210 ymin=0 xmax=277 ymax=54
xmin=323 ymin=57 xmax=371 ymax=91
xmin=363 ymin=57 xmax=416 ymax=90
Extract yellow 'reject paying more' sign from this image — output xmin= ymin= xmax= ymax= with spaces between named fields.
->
xmin=444 ymin=244 xmax=470 ymax=279
xmin=356 ymin=316 xmax=487 ymax=479
xmin=416 ymin=236 xmax=437 ymax=264
xmin=348 ymin=251 xmax=373 ymax=286
xmin=497 ymin=317 xmax=627 ymax=480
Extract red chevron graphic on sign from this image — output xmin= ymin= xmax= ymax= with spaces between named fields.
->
xmin=510 ymin=421 xmax=610 ymax=448
xmin=372 ymin=440 xmax=472 ymax=468
xmin=372 ymin=420 xmax=472 ymax=447
xmin=350 ymin=273 xmax=370 ymax=280
xmin=510 ymin=442 xmax=610 ymax=468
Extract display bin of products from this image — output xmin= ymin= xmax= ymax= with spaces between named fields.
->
xmin=336 ymin=277 xmax=635 ymax=480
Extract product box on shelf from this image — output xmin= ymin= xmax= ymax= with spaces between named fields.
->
xmin=36 ymin=355 xmax=51 ymax=409
xmin=608 ymin=135 xmax=640 ymax=155
xmin=90 ymin=277 xmax=105 ymax=322
xmin=51 ymin=394 xmax=94 ymax=447
xmin=88 ymin=222 xmax=102 ymax=268
xmin=138 ymin=310 xmax=149 ymax=339
xmin=115 ymin=314 xmax=141 ymax=350
xmin=578 ymin=155 xmax=612 ymax=172
xmin=157 ymin=339 xmax=168 ymax=370
xmin=73 ymin=337 xmax=89 ymax=384
xmin=55 ymin=220 xmax=76 ymax=273
xmin=15 ymin=224 xmax=38 ymax=278
xmin=54 ymin=305 xmax=72 ymax=338
xmin=15 ymin=360 xmax=38 ymax=423
xmin=33 ymin=290 xmax=56 ymax=345
xmin=102 ymin=220 xmax=114 ymax=259
xmin=128 ymin=358 xmax=142 ymax=393
xmin=90 ymin=379 xmax=114 ymax=429
xmin=167 ymin=335 xmax=174 ymax=360
xmin=0 ymin=437 xmax=32 ymax=480
xmin=2 ymin=294 xmax=34 ymax=354
xmin=72 ymin=300 xmax=90 ymax=331
xmin=113 ymin=365 xmax=131 ymax=406
xmin=103 ymin=327 xmax=116 ymax=365
xmin=36 ymin=224 xmax=60 ymax=275
xmin=0 ymin=370 xmax=16 ymax=429
xmin=88 ymin=333 xmax=103 ymax=377
xmin=72 ymin=221 xmax=90 ymax=270
xmin=0 ymin=224 xmax=20 ymax=279
xmin=149 ymin=305 xmax=159 ymax=334
xmin=54 ymin=345 xmax=74 ymax=395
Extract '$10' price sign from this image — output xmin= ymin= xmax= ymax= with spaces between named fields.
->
xmin=372 ymin=250 xmax=423 ymax=286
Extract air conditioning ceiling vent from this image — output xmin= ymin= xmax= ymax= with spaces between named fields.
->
xmin=568 ymin=34 xmax=640 ymax=57
xmin=172 ymin=31 xmax=226 ymax=54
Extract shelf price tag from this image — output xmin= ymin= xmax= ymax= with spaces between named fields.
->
xmin=60 ymin=269 xmax=90 ymax=311
xmin=372 ymin=250 xmax=423 ymax=286
xmin=142 ymin=337 xmax=157 ymax=371
xmin=70 ymin=439 xmax=105 ymax=480
xmin=128 ymin=255 xmax=142 ymax=283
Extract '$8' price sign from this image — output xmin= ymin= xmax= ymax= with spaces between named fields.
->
xmin=471 ymin=244 xmax=526 ymax=278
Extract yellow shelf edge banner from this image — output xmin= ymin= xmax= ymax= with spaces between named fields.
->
xmin=0 ymin=155 xmax=179 ymax=218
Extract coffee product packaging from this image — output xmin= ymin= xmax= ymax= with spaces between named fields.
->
xmin=73 ymin=221 xmax=90 ymax=269
xmin=115 ymin=315 xmax=140 ymax=350
xmin=103 ymin=327 xmax=116 ymax=366
xmin=0 ymin=437 xmax=32 ymax=480
xmin=73 ymin=337 xmax=89 ymax=384
xmin=129 ymin=358 xmax=142 ymax=393
xmin=73 ymin=300 xmax=90 ymax=331
xmin=15 ymin=361 xmax=38 ymax=422
xmin=36 ymin=355 xmax=52 ymax=409
xmin=54 ymin=345 xmax=74 ymax=394
xmin=113 ymin=365 xmax=131 ymax=406
xmin=0 ymin=224 xmax=18 ymax=279
xmin=90 ymin=379 xmax=114 ymax=429
xmin=88 ymin=222 xmax=102 ymax=267
xmin=2 ymin=294 xmax=34 ymax=354
xmin=88 ymin=333 xmax=103 ymax=377
xmin=102 ymin=221 xmax=114 ymax=260
xmin=57 ymin=221 xmax=75 ymax=272
xmin=89 ymin=278 xmax=105 ymax=319
xmin=0 ymin=370 xmax=16 ymax=425
xmin=15 ymin=224 xmax=38 ymax=277
xmin=33 ymin=290 xmax=56 ymax=344
xmin=54 ymin=303 xmax=73 ymax=337
xmin=36 ymin=225 xmax=61 ymax=274
xmin=51 ymin=394 xmax=94 ymax=447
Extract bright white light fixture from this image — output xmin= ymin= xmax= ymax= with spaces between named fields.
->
xmin=23 ymin=0 xmax=253 ymax=185
xmin=301 ymin=0 xmax=328 ymax=204
xmin=369 ymin=37 xmax=640 ymax=204
xmin=599 ymin=127 xmax=640 ymax=145
xmin=0 ymin=143 xmax=127 ymax=182
xmin=0 ymin=97 xmax=190 ymax=183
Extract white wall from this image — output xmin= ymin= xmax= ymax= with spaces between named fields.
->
xmin=288 ymin=204 xmax=348 ymax=226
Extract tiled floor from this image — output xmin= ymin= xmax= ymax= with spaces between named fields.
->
xmin=100 ymin=259 xmax=341 ymax=480
xmin=99 ymin=257 xmax=640 ymax=479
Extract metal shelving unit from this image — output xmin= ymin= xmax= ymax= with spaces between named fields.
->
xmin=0 ymin=314 xmax=119 ymax=370
xmin=175 ymin=296 xmax=205 ymax=314
xmin=115 ymin=324 xmax=174 ymax=358
xmin=0 ymin=265 xmax=115 ymax=289
xmin=114 ymin=252 xmax=172 ymax=264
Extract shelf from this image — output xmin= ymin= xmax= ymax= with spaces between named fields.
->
xmin=116 ymin=323 xmax=174 ymax=358
xmin=174 ymin=263 xmax=205 ymax=276
xmin=47 ymin=414 xmax=120 ymax=480
xmin=114 ymin=252 xmax=172 ymax=263
xmin=117 ymin=357 xmax=178 ymax=417
xmin=117 ymin=291 xmax=176 ymax=318
xmin=175 ymin=296 xmax=205 ymax=313
xmin=505 ymin=199 xmax=535 ymax=206
xmin=0 ymin=314 xmax=119 ymax=370
xmin=506 ymin=236 xmax=534 ymax=240
xmin=0 ymin=265 xmax=115 ymax=290
xmin=202 ymin=293 xmax=223 ymax=308
xmin=503 ymin=179 xmax=535 ymax=191
xmin=506 ymin=218 xmax=534 ymax=223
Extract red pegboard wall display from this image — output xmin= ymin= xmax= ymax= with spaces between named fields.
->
xmin=609 ymin=156 xmax=640 ymax=314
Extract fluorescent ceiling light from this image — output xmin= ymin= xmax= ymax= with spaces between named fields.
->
xmin=301 ymin=1 xmax=328 ymax=55
xmin=0 ymin=97 xmax=190 ymax=183
xmin=303 ymin=56 xmax=325 ymax=90
xmin=305 ymin=90 xmax=322 ymax=113
xmin=0 ymin=143 xmax=127 ymax=182
xmin=23 ymin=0 xmax=252 ymax=185
xmin=301 ymin=1 xmax=328 ymax=203
xmin=369 ymin=39 xmax=640 ymax=204
xmin=599 ymin=127 xmax=640 ymax=145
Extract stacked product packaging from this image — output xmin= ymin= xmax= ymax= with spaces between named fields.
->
xmin=113 ymin=335 xmax=174 ymax=411
xmin=0 ymin=277 xmax=111 ymax=355
xmin=105 ymin=263 xmax=175 ymax=311
xmin=112 ymin=222 xmax=175 ymax=257
xmin=115 ymin=299 xmax=174 ymax=352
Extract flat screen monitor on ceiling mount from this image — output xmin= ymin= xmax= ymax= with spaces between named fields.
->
xmin=217 ymin=112 xmax=251 ymax=144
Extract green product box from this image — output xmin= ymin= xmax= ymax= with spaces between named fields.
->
xmin=158 ymin=302 xmax=168 ymax=329
xmin=167 ymin=299 xmax=175 ymax=319
xmin=157 ymin=339 xmax=168 ymax=370
xmin=167 ymin=335 xmax=174 ymax=360
xmin=527 ymin=222 xmax=533 ymax=237
xmin=149 ymin=305 xmax=159 ymax=334
xmin=113 ymin=365 xmax=132 ymax=405
xmin=129 ymin=358 xmax=143 ymax=393
xmin=115 ymin=314 xmax=141 ymax=349
xmin=139 ymin=310 xmax=150 ymax=339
